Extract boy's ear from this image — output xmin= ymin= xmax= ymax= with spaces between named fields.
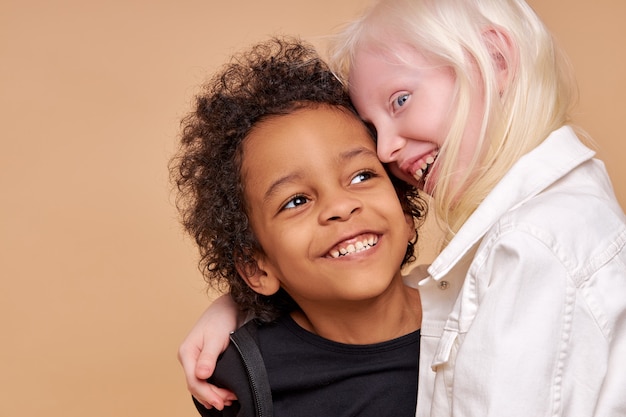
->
xmin=403 ymin=212 xmax=416 ymax=242
xmin=235 ymin=254 xmax=281 ymax=296
xmin=482 ymin=27 xmax=517 ymax=93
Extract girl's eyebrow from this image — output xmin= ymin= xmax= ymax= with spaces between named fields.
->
xmin=262 ymin=146 xmax=378 ymax=202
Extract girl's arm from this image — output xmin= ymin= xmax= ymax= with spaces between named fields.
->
xmin=178 ymin=294 xmax=240 ymax=410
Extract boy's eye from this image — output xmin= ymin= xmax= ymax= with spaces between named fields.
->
xmin=392 ymin=93 xmax=410 ymax=111
xmin=351 ymin=170 xmax=375 ymax=184
xmin=282 ymin=195 xmax=308 ymax=210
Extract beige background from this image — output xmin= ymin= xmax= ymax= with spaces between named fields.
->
xmin=1 ymin=1 xmax=624 ymax=416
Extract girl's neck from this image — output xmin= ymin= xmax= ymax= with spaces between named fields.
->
xmin=290 ymin=282 xmax=421 ymax=345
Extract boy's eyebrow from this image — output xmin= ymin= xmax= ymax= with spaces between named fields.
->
xmin=263 ymin=173 xmax=304 ymax=203
xmin=339 ymin=146 xmax=378 ymax=163
xmin=262 ymin=146 xmax=378 ymax=202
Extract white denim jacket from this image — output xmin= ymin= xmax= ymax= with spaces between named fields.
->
xmin=405 ymin=126 xmax=626 ymax=417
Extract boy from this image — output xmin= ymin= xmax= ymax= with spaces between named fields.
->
xmin=171 ymin=37 xmax=425 ymax=417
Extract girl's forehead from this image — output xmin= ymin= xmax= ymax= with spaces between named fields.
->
xmin=352 ymin=42 xmax=431 ymax=75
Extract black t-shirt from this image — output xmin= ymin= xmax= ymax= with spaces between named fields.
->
xmin=198 ymin=314 xmax=420 ymax=417
xmin=259 ymin=315 xmax=419 ymax=417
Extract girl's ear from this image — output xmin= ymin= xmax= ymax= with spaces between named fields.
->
xmin=235 ymin=255 xmax=281 ymax=296
xmin=482 ymin=27 xmax=517 ymax=93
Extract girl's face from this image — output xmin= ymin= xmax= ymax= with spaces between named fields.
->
xmin=349 ymin=45 xmax=485 ymax=195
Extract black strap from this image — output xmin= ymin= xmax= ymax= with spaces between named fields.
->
xmin=230 ymin=323 xmax=274 ymax=417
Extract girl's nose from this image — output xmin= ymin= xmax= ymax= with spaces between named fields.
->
xmin=375 ymin=125 xmax=405 ymax=163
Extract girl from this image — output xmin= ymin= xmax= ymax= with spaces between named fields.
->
xmin=179 ymin=1 xmax=626 ymax=416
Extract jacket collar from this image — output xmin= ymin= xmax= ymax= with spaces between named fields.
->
xmin=428 ymin=126 xmax=595 ymax=280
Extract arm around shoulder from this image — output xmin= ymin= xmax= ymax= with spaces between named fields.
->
xmin=179 ymin=294 xmax=242 ymax=410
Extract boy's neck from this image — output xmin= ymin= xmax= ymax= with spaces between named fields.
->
xmin=289 ymin=280 xmax=421 ymax=345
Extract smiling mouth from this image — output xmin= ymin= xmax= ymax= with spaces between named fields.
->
xmin=412 ymin=149 xmax=439 ymax=182
xmin=327 ymin=234 xmax=379 ymax=258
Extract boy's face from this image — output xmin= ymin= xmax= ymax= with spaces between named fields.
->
xmin=240 ymin=105 xmax=414 ymax=312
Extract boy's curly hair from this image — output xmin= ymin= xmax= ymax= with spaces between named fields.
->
xmin=170 ymin=37 xmax=426 ymax=322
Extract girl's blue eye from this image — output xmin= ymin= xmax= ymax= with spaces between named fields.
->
xmin=393 ymin=93 xmax=410 ymax=110
xmin=283 ymin=195 xmax=308 ymax=210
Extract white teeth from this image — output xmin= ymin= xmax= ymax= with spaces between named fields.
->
xmin=329 ymin=235 xmax=378 ymax=258
xmin=413 ymin=150 xmax=438 ymax=181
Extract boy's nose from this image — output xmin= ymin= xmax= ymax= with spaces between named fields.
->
xmin=319 ymin=193 xmax=362 ymax=223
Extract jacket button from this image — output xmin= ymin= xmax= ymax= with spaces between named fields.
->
xmin=438 ymin=280 xmax=449 ymax=290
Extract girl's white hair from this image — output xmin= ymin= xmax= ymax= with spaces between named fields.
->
xmin=329 ymin=0 xmax=579 ymax=245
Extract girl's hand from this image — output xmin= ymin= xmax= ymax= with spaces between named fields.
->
xmin=178 ymin=294 xmax=240 ymax=409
